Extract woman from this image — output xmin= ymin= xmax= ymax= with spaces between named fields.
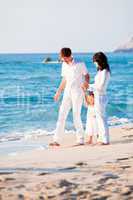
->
xmin=92 ymin=52 xmax=111 ymax=145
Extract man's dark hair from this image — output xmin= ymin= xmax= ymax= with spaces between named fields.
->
xmin=60 ymin=48 xmax=72 ymax=57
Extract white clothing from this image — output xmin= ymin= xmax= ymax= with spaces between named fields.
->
xmin=54 ymin=91 xmax=84 ymax=143
xmin=54 ymin=61 xmax=88 ymax=144
xmin=94 ymin=69 xmax=110 ymax=95
xmin=94 ymin=69 xmax=111 ymax=143
xmin=95 ymin=95 xmax=109 ymax=143
xmin=61 ymin=61 xmax=88 ymax=94
xmin=85 ymin=105 xmax=98 ymax=136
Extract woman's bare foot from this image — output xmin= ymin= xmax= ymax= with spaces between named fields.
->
xmin=96 ymin=142 xmax=110 ymax=145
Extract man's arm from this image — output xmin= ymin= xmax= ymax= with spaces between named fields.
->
xmin=54 ymin=78 xmax=66 ymax=101
xmin=82 ymin=73 xmax=90 ymax=91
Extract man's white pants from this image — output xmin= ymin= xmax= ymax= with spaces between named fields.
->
xmin=53 ymin=91 xmax=84 ymax=143
xmin=94 ymin=94 xmax=109 ymax=144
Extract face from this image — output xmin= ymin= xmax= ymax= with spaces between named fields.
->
xmin=60 ymin=52 xmax=72 ymax=63
xmin=87 ymin=95 xmax=94 ymax=105
xmin=94 ymin=61 xmax=99 ymax=69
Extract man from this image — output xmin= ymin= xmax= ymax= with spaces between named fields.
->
xmin=50 ymin=48 xmax=90 ymax=146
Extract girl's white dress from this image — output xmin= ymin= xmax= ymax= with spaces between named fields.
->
xmin=85 ymin=105 xmax=98 ymax=136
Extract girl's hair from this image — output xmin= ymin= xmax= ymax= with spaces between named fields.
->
xmin=88 ymin=91 xmax=94 ymax=97
xmin=93 ymin=52 xmax=111 ymax=73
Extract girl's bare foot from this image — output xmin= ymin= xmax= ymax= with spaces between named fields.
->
xmin=86 ymin=140 xmax=93 ymax=145
xmin=86 ymin=136 xmax=93 ymax=145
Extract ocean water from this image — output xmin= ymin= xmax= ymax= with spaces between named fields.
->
xmin=0 ymin=53 xmax=132 ymax=143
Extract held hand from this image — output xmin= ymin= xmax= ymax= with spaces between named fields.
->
xmin=54 ymin=91 xmax=60 ymax=102
xmin=81 ymin=81 xmax=89 ymax=91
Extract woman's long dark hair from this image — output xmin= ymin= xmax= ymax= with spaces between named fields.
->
xmin=93 ymin=52 xmax=111 ymax=73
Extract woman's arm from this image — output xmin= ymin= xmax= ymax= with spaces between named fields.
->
xmin=85 ymin=94 xmax=89 ymax=105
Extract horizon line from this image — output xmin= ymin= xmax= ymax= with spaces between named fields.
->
xmin=0 ymin=51 xmax=114 ymax=55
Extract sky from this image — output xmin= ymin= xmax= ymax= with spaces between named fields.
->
xmin=0 ymin=0 xmax=133 ymax=53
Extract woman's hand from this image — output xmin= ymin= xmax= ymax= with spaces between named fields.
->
xmin=54 ymin=91 xmax=61 ymax=102
xmin=81 ymin=81 xmax=89 ymax=91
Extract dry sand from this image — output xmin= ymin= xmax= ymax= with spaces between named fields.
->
xmin=0 ymin=124 xmax=133 ymax=200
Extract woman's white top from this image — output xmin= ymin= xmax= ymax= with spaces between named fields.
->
xmin=94 ymin=69 xmax=110 ymax=95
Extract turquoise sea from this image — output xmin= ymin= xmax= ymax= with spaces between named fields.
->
xmin=0 ymin=53 xmax=132 ymax=143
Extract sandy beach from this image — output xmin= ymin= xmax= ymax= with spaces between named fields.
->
xmin=0 ymin=124 xmax=133 ymax=200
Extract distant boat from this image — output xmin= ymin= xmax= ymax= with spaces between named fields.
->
xmin=42 ymin=57 xmax=61 ymax=64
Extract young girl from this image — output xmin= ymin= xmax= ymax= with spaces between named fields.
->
xmin=85 ymin=91 xmax=98 ymax=144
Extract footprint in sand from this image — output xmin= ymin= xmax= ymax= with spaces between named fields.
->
xmin=117 ymin=157 xmax=130 ymax=161
xmin=98 ymin=173 xmax=119 ymax=184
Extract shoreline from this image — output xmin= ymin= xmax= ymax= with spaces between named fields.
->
xmin=0 ymin=122 xmax=132 ymax=157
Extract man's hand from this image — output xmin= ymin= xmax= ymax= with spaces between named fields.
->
xmin=54 ymin=78 xmax=66 ymax=102
xmin=54 ymin=91 xmax=61 ymax=102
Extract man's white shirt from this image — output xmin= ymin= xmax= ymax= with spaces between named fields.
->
xmin=61 ymin=60 xmax=88 ymax=93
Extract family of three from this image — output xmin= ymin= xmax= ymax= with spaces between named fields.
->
xmin=50 ymin=48 xmax=111 ymax=147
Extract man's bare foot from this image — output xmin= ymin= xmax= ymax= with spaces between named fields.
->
xmin=49 ymin=142 xmax=60 ymax=147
